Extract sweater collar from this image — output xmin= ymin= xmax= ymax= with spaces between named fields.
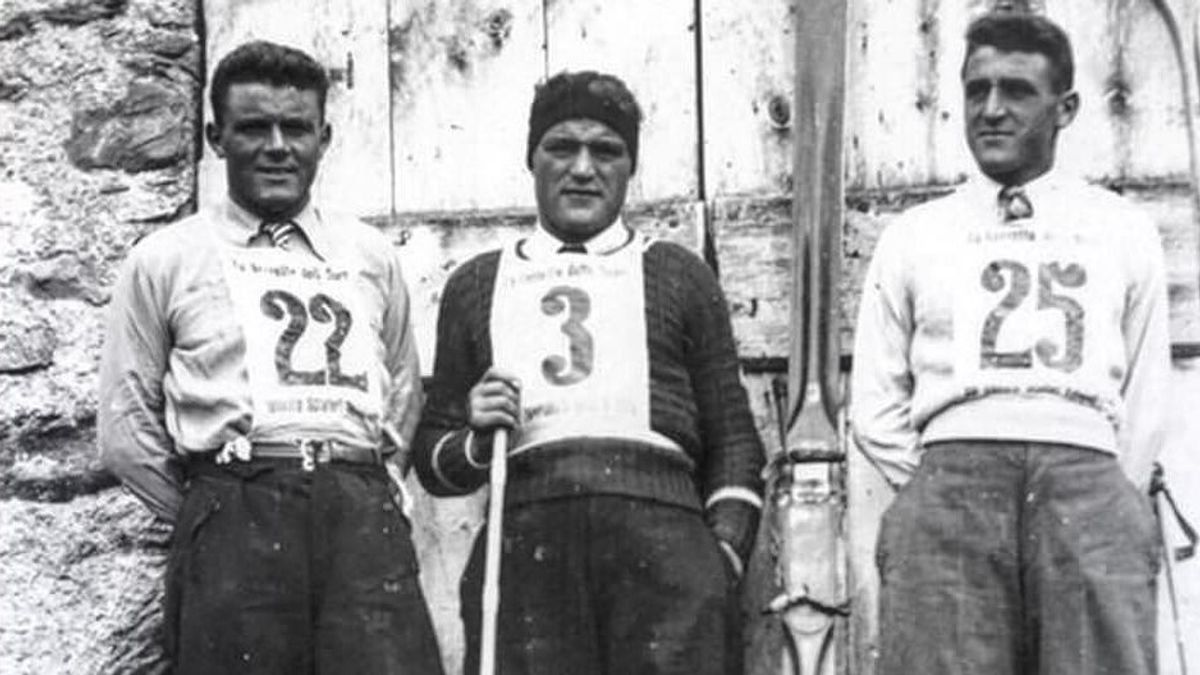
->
xmin=522 ymin=217 xmax=633 ymax=259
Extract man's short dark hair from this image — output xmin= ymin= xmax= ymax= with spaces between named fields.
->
xmin=209 ymin=41 xmax=330 ymax=128
xmin=963 ymin=12 xmax=1075 ymax=92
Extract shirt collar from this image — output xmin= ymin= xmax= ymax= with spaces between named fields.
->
xmin=966 ymin=165 xmax=1066 ymax=216
xmin=523 ymin=217 xmax=632 ymax=258
xmin=217 ymin=198 xmax=331 ymax=258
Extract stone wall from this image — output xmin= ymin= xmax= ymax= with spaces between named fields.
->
xmin=0 ymin=1 xmax=196 ymax=672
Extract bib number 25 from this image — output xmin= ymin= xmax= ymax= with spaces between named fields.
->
xmin=979 ymin=260 xmax=1087 ymax=372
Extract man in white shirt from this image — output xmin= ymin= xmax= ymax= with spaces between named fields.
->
xmin=851 ymin=12 xmax=1169 ymax=675
xmin=99 ymin=41 xmax=442 ymax=674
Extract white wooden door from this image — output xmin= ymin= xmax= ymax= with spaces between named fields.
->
xmin=201 ymin=0 xmax=391 ymax=216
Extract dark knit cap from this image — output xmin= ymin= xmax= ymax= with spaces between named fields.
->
xmin=526 ymin=71 xmax=643 ymax=172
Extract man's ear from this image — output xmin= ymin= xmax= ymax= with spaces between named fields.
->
xmin=205 ymin=122 xmax=225 ymax=159
xmin=1055 ymin=90 xmax=1080 ymax=131
xmin=318 ymin=122 xmax=332 ymax=157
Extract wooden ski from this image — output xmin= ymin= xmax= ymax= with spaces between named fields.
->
xmin=766 ymin=0 xmax=851 ymax=674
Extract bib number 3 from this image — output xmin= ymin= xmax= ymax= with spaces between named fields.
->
xmin=979 ymin=260 xmax=1087 ymax=372
xmin=540 ymin=285 xmax=594 ymax=385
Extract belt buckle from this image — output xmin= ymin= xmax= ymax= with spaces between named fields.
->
xmin=298 ymin=439 xmax=334 ymax=471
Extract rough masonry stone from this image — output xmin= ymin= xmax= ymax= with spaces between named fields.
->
xmin=0 ymin=297 xmax=56 ymax=373
xmin=0 ymin=491 xmax=169 ymax=674
xmin=65 ymin=78 xmax=191 ymax=173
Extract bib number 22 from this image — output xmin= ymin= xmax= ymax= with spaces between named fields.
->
xmin=260 ymin=289 xmax=368 ymax=391
xmin=979 ymin=260 xmax=1086 ymax=372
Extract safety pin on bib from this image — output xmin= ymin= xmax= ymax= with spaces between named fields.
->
xmin=216 ymin=436 xmax=253 ymax=464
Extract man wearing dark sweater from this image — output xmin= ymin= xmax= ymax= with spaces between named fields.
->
xmin=413 ymin=71 xmax=765 ymax=674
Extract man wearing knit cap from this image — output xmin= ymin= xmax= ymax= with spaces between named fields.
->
xmin=414 ymin=70 xmax=765 ymax=674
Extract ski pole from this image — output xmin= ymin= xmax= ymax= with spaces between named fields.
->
xmin=480 ymin=427 xmax=509 ymax=675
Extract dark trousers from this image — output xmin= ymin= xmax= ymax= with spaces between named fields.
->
xmin=460 ymin=495 xmax=740 ymax=675
xmin=165 ymin=459 xmax=444 ymax=675
xmin=876 ymin=440 xmax=1160 ymax=675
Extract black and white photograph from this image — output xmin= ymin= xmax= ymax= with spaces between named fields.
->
xmin=0 ymin=0 xmax=1197 ymax=673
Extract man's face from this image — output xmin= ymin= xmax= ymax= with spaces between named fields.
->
xmin=206 ymin=82 xmax=330 ymax=220
xmin=962 ymin=45 xmax=1078 ymax=186
xmin=531 ymin=118 xmax=633 ymax=243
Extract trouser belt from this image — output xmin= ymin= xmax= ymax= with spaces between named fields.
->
xmin=214 ymin=438 xmax=384 ymax=471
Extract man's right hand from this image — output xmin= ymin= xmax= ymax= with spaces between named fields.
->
xmin=468 ymin=367 xmax=522 ymax=433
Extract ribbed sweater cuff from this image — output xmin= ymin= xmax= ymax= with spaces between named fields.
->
xmin=430 ymin=428 xmax=488 ymax=493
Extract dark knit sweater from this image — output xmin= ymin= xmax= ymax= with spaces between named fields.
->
xmin=413 ymin=236 xmax=765 ymax=561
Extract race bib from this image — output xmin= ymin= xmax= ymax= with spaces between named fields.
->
xmin=222 ymin=248 xmax=382 ymax=439
xmin=490 ymin=237 xmax=675 ymax=452
xmin=949 ymin=223 xmax=1117 ymax=391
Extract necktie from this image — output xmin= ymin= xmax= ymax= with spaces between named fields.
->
xmin=998 ymin=186 xmax=1033 ymax=222
xmin=558 ymin=242 xmax=587 ymax=254
xmin=259 ymin=220 xmax=302 ymax=249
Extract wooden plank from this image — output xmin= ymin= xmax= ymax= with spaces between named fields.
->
xmin=403 ymin=482 xmax=485 ymax=675
xmin=712 ymin=186 xmax=1200 ymax=360
xmin=200 ymin=0 xmax=391 ymax=216
xmin=374 ymin=200 xmax=706 ymax=369
xmin=712 ymin=196 xmax=793 ymax=360
xmin=387 ymin=0 xmax=545 ymax=212
xmin=700 ymin=0 xmax=796 ymax=197
xmin=1049 ymin=0 xmax=1198 ymax=182
xmin=543 ymin=0 xmax=699 ymax=202
xmin=845 ymin=0 xmax=974 ymax=190
xmin=1042 ymin=1 xmax=1125 ymax=180
xmin=845 ymin=2 xmax=1200 ymax=190
xmin=845 ymin=437 xmax=891 ymax=675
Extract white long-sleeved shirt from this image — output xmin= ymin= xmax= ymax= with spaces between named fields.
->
xmin=850 ymin=169 xmax=1170 ymax=488
xmin=98 ymin=199 xmax=422 ymax=521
